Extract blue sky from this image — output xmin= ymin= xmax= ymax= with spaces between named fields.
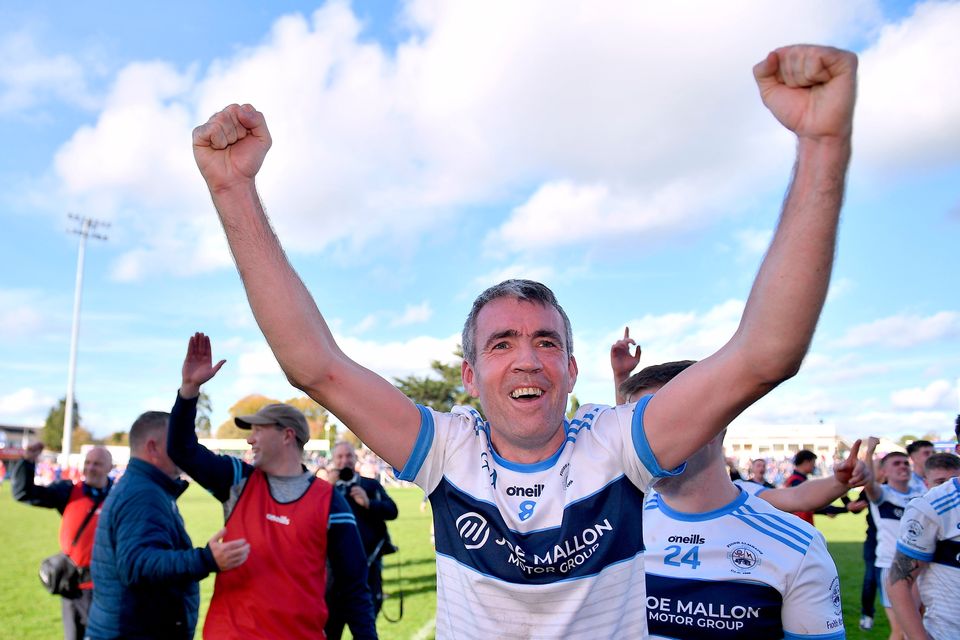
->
xmin=1 ymin=0 xmax=958 ymax=442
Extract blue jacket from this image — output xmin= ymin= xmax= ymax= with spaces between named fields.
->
xmin=86 ymin=458 xmax=218 ymax=639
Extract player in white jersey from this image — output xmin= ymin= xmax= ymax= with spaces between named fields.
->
xmin=617 ymin=361 xmax=856 ymax=639
xmin=905 ymin=440 xmax=935 ymax=495
xmin=862 ymin=437 xmax=925 ymax=639
xmin=612 ymin=340 xmax=867 ymax=515
xmin=887 ymin=453 xmax=960 ymax=640
xmin=192 ymin=44 xmax=858 ymax=638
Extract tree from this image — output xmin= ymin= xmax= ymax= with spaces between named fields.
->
xmin=566 ymin=395 xmax=581 ymax=420
xmin=215 ymin=394 xmax=280 ymax=439
xmin=285 ymin=396 xmax=329 ymax=440
xmin=393 ymin=347 xmax=481 ymax=414
xmin=195 ymin=391 xmax=213 ymax=437
xmin=42 ymin=397 xmax=82 ymax=452
xmin=897 ymin=434 xmax=919 ymax=448
xmin=104 ymin=431 xmax=129 ymax=446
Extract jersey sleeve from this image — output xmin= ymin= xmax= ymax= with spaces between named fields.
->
xmin=393 ymin=405 xmax=471 ymax=494
xmin=620 ymin=395 xmax=686 ymax=492
xmin=895 ymin=500 xmax=939 ymax=562
xmin=780 ymin=531 xmax=846 ymax=639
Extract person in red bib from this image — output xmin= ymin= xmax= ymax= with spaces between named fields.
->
xmin=12 ymin=442 xmax=112 ymax=640
xmin=168 ymin=332 xmax=377 ymax=639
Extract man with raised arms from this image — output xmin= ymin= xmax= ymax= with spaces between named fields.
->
xmin=193 ymin=44 xmax=857 ymax=638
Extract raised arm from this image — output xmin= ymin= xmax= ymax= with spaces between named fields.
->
xmin=644 ymin=45 xmax=858 ymax=469
xmin=886 ymin=550 xmax=928 ymax=640
xmin=762 ymin=440 xmax=865 ymax=512
xmin=610 ymin=327 xmax=641 ymax=405
xmin=10 ymin=443 xmax=73 ymax=511
xmin=169 ymin=333 xmax=252 ymax=501
xmin=863 ymin=436 xmax=883 ymax=503
xmin=193 ymin=106 xmax=420 ymax=469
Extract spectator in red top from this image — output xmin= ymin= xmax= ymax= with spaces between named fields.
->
xmin=12 ymin=443 xmax=113 ymax=640
xmin=784 ymin=450 xmax=818 ymax=524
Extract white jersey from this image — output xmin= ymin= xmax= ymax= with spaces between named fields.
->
xmin=869 ymin=484 xmax=924 ymax=568
xmin=895 ymin=477 xmax=960 ymax=640
xmin=643 ymin=489 xmax=845 ymax=639
xmin=734 ymin=479 xmax=769 ymax=497
xmin=397 ymin=396 xmax=677 ymax=639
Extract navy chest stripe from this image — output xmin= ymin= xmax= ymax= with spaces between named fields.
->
xmin=431 ymin=475 xmax=645 ymax=584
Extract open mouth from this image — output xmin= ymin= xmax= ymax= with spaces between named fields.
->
xmin=510 ymin=387 xmax=544 ymax=401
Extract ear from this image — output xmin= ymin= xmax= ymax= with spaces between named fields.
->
xmin=566 ymin=355 xmax=579 ymax=393
xmin=462 ymin=359 xmax=480 ymax=398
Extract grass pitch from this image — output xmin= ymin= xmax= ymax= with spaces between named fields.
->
xmin=0 ymin=482 xmax=888 ymax=639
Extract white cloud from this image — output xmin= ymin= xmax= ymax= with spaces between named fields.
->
xmin=0 ymin=387 xmax=54 ymax=425
xmin=391 ymin=301 xmax=433 ymax=327
xmin=39 ymin=0 xmax=893 ymax=279
xmin=0 ymin=30 xmax=98 ymax=114
xmin=843 ymin=409 xmax=955 ymax=441
xmin=854 ymin=1 xmax=960 ymax=175
xmin=0 ymin=290 xmax=47 ymax=338
xmin=891 ymin=379 xmax=956 ymax=410
xmin=734 ymin=228 xmax=773 ymax=258
xmin=834 ymin=311 xmax=960 ymax=348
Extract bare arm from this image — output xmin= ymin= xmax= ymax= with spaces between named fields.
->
xmin=193 ymin=105 xmax=421 ymax=469
xmin=645 ymin=45 xmax=857 ymax=469
xmin=886 ymin=551 xmax=929 ymax=640
xmin=610 ymin=327 xmax=641 ymax=405
xmin=763 ymin=440 xmax=865 ymax=512
xmin=863 ymin=437 xmax=883 ymax=503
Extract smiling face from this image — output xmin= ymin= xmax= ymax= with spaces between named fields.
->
xmin=882 ymin=454 xmax=911 ymax=485
xmin=82 ymin=447 xmax=112 ymax=489
xmin=462 ymin=297 xmax=578 ymax=462
xmin=246 ymin=424 xmax=289 ymax=469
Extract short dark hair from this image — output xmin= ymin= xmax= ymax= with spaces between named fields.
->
xmin=461 ymin=280 xmax=573 ymax=364
xmin=619 ymin=360 xmax=697 ymax=400
xmin=906 ymin=440 xmax=934 ymax=455
xmin=793 ymin=450 xmax=817 ymax=466
xmin=925 ymin=452 xmax=960 ymax=474
xmin=881 ymin=451 xmax=908 ymax=466
xmin=129 ymin=411 xmax=170 ymax=454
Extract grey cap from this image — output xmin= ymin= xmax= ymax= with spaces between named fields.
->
xmin=235 ymin=404 xmax=309 ymax=445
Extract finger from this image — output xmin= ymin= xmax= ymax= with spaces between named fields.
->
xmin=623 ymin=327 xmax=630 ymax=340
xmin=208 ymin=527 xmax=227 ymax=545
xmin=846 ymin=439 xmax=861 ymax=465
xmin=212 ymin=359 xmax=227 ymax=375
xmin=752 ymin=50 xmax=780 ymax=85
xmin=236 ymin=104 xmax=272 ymax=147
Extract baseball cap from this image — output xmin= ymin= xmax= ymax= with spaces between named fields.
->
xmin=235 ymin=404 xmax=309 ymax=445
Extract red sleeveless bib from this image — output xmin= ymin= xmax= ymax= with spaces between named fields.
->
xmin=60 ymin=483 xmax=101 ymax=589
xmin=204 ymin=469 xmax=331 ymax=639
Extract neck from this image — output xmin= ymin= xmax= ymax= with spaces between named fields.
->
xmin=260 ymin=453 xmax=304 ymax=477
xmin=889 ymin=477 xmax=910 ymax=492
xmin=490 ymin=424 xmax=565 ymax=464
xmin=656 ymin=449 xmax=740 ymax=513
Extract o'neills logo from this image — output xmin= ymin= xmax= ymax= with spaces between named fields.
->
xmin=667 ymin=534 xmax=705 ymax=544
xmin=506 ymin=484 xmax=544 ymax=498
xmin=266 ymin=513 xmax=290 ymax=525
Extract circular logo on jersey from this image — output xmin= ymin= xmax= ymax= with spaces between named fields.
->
xmin=726 ymin=542 xmax=761 ymax=574
xmin=829 ymin=577 xmax=842 ymax=615
xmin=903 ymin=518 xmax=924 ymax=544
xmin=457 ymin=512 xmax=490 ymax=550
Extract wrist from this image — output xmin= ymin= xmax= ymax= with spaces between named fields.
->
xmin=180 ymin=383 xmax=201 ymax=399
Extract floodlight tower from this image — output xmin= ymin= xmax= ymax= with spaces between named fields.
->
xmin=61 ymin=214 xmax=109 ymax=468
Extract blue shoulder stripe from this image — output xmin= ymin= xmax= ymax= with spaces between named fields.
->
xmin=896 ymin=541 xmax=934 ymax=562
xmin=739 ymin=503 xmax=813 ymax=543
xmin=934 ymin=494 xmax=960 ymax=515
xmin=394 ymin=405 xmax=435 ymax=482
xmin=930 ymin=489 xmax=958 ymax=508
xmin=731 ymin=512 xmax=807 ymax=555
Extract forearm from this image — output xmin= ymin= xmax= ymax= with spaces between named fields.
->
xmin=211 ymin=183 xmax=343 ymax=390
xmin=168 ymin=392 xmax=244 ymax=502
xmin=768 ymin=475 xmax=848 ymax=513
xmin=732 ymin=137 xmax=850 ymax=381
xmin=887 ymin=579 xmax=927 ymax=640
xmin=123 ymin=545 xmax=216 ymax=586
xmin=10 ymin=461 xmax=70 ymax=509
xmin=210 ymin=184 xmax=420 ymax=468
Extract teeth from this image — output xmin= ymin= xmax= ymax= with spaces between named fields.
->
xmin=511 ymin=387 xmax=543 ymax=399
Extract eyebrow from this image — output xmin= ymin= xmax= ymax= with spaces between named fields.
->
xmin=483 ymin=328 xmax=565 ymax=350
